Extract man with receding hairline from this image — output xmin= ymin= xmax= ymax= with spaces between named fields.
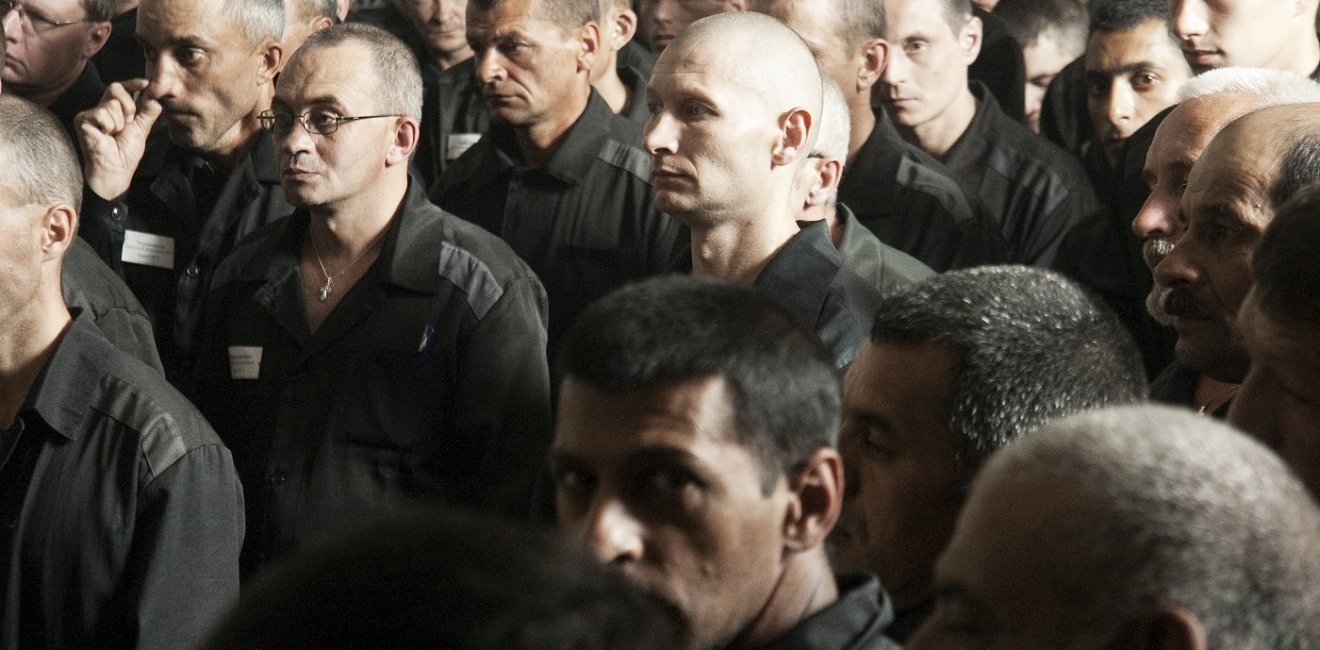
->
xmin=74 ymin=0 xmax=292 ymax=386
xmin=646 ymin=11 xmax=881 ymax=370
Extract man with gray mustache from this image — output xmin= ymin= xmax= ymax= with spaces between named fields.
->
xmin=1131 ymin=68 xmax=1320 ymax=416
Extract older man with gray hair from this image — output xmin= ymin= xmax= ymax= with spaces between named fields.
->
xmin=909 ymin=404 xmax=1320 ymax=649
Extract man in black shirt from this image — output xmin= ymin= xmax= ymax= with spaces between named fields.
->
xmin=645 ymin=13 xmax=880 ymax=370
xmin=832 ymin=267 xmax=1145 ymax=641
xmin=1 ymin=0 xmax=112 ymax=143
xmin=0 ymin=92 xmax=242 ymax=650
xmin=555 ymin=276 xmax=902 ymax=650
xmin=74 ymin=0 xmax=291 ymax=386
xmin=752 ymin=0 xmax=1005 ymax=272
xmin=195 ymin=25 xmax=551 ymax=578
xmin=433 ymin=0 xmax=679 ymax=356
xmin=880 ymin=0 xmax=1099 ymax=267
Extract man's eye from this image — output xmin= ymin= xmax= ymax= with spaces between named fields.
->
xmin=646 ymin=468 xmax=698 ymax=494
xmin=1134 ymin=71 xmax=1161 ymax=90
xmin=555 ymin=468 xmax=597 ymax=496
xmin=177 ymin=48 xmax=205 ymax=65
xmin=309 ymin=111 xmax=341 ymax=130
xmin=681 ymin=102 xmax=711 ymax=119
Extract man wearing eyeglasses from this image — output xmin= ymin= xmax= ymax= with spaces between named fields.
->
xmin=193 ymin=23 xmax=552 ymax=578
xmin=2 ymin=0 xmax=112 ymax=142
xmin=73 ymin=0 xmax=290 ymax=387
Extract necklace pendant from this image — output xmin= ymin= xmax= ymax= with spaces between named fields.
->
xmin=319 ymin=279 xmax=332 ymax=302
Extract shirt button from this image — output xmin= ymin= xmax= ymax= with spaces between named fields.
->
xmin=270 ymin=472 xmax=286 ymax=486
xmin=110 ymin=207 xmax=123 ymax=222
xmin=186 ymin=264 xmax=200 ymax=277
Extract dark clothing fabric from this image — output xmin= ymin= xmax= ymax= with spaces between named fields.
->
xmin=93 ymin=8 xmax=146 ymax=85
xmin=416 ymin=58 xmax=490 ymax=189
xmin=885 ymin=599 xmax=935 ymax=644
xmin=46 ymin=63 xmax=105 ymax=151
xmin=970 ymin=7 xmax=1027 ymax=124
xmin=834 ymin=203 xmax=936 ymax=296
xmin=761 ymin=575 xmax=902 ymax=650
xmin=432 ymin=91 xmax=681 ymax=353
xmin=753 ymin=220 xmax=883 ymax=371
xmin=63 ymin=237 xmax=163 ymax=371
xmin=79 ymin=128 xmax=294 ymax=386
xmin=346 ymin=4 xmax=429 ymax=61
xmin=1149 ymin=361 xmax=1232 ymax=419
xmin=195 ymin=179 xmax=552 ymax=577
xmin=616 ymin=39 xmax=655 ymax=125
xmin=0 ymin=314 xmax=243 ymax=649
xmin=943 ymin=83 xmax=1101 ymax=266
xmin=1039 ymin=56 xmax=1090 ymax=158
xmin=838 ymin=113 xmax=1008 ymax=272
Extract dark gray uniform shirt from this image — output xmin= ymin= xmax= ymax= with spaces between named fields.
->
xmin=0 ymin=313 xmax=243 ymax=649
xmin=760 ymin=575 xmax=902 ymax=650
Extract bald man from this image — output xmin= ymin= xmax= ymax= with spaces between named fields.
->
xmin=1151 ymin=103 xmax=1320 ymax=417
xmin=1131 ymin=70 xmax=1320 ymax=413
xmin=645 ymin=12 xmax=881 ymax=370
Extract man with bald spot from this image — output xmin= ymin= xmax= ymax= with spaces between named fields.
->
xmin=1151 ymin=103 xmax=1320 ymax=418
xmin=645 ymin=12 xmax=881 ymax=371
xmin=1132 ymin=69 xmax=1320 ymax=414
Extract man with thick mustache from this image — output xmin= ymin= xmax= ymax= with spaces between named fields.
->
xmin=74 ymin=0 xmax=292 ymax=386
xmin=432 ymin=0 xmax=679 ymax=361
xmin=1130 ymin=68 xmax=1320 ymax=415
xmin=1151 ymin=102 xmax=1320 ymax=417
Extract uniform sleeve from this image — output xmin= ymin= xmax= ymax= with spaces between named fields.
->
xmin=453 ymin=273 xmax=553 ymax=521
xmin=126 ymin=441 xmax=245 ymax=648
xmin=78 ymin=186 xmax=129 ymax=275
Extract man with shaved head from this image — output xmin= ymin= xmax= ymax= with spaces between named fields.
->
xmin=645 ymin=12 xmax=881 ymax=370
xmin=1151 ymin=102 xmax=1320 ymax=417
xmin=1132 ymin=70 xmax=1320 ymax=414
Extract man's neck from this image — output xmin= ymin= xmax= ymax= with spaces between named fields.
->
xmin=430 ymin=48 xmax=473 ymax=73
xmin=726 ymin=549 xmax=840 ymax=649
xmin=11 ymin=62 xmax=87 ymax=109
xmin=514 ymin=88 xmax=590 ymax=169
xmin=0 ymin=299 xmax=72 ymax=430
xmin=1279 ymin=31 xmax=1320 ymax=78
xmin=900 ymin=86 xmax=977 ymax=159
xmin=308 ymin=170 xmax=408 ymax=255
xmin=846 ymin=98 xmax=877 ymax=165
xmin=687 ymin=208 xmax=800 ymax=287
xmin=592 ymin=58 xmax=630 ymax=115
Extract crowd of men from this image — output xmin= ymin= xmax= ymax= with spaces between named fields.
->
xmin=3 ymin=0 xmax=1320 ymax=646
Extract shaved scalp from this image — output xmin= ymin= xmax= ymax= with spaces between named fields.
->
xmin=666 ymin=12 xmax=823 ymax=150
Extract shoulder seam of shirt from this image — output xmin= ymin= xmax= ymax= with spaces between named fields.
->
xmin=597 ymin=138 xmax=651 ymax=181
xmin=438 ymin=240 xmax=504 ymax=319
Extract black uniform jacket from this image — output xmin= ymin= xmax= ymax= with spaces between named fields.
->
xmin=79 ymin=128 xmax=294 ymax=385
xmin=432 ymin=90 xmax=682 ymax=351
xmin=760 ymin=574 xmax=903 ymax=650
xmin=839 ymin=113 xmax=1007 ymax=272
xmin=194 ymin=179 xmax=552 ymax=576
xmin=0 ymin=313 xmax=243 ymax=649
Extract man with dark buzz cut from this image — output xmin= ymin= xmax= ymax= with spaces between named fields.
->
xmin=881 ymin=0 xmax=1100 ymax=267
xmin=194 ymin=23 xmax=552 ymax=578
xmin=0 ymin=93 xmax=244 ymax=649
xmin=74 ymin=0 xmax=292 ymax=387
xmin=432 ymin=0 xmax=679 ymax=361
xmin=830 ymin=266 xmax=1146 ymax=641
xmin=751 ymin=0 xmax=1007 ymax=272
xmin=646 ymin=12 xmax=881 ymax=370
xmin=554 ymin=275 xmax=903 ymax=650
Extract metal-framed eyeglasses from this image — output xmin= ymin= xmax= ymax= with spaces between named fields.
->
xmin=258 ymin=109 xmax=405 ymax=137
xmin=0 ymin=0 xmax=91 ymax=35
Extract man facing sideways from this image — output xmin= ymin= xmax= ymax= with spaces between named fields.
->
xmin=1230 ymin=185 xmax=1320 ymax=500
xmin=281 ymin=0 xmax=337 ymax=59
xmin=646 ymin=12 xmax=881 ymax=370
xmin=74 ymin=0 xmax=291 ymax=385
xmin=1171 ymin=0 xmax=1320 ymax=77
xmin=1 ymin=0 xmax=112 ymax=141
xmin=433 ymin=0 xmax=679 ymax=359
xmin=194 ymin=24 xmax=552 ymax=577
xmin=909 ymin=405 xmax=1320 ymax=649
xmin=0 ymin=93 xmax=242 ymax=649
xmin=795 ymin=77 xmax=934 ymax=295
xmin=751 ymin=0 xmax=1007 ymax=272
xmin=881 ymin=0 xmax=1100 ymax=266
xmin=1150 ymin=102 xmax=1320 ymax=416
xmin=1130 ymin=68 xmax=1320 ymax=405
xmin=555 ymin=275 xmax=903 ymax=650
xmin=831 ymin=266 xmax=1145 ymax=641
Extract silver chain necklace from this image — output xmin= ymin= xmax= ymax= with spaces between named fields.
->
xmin=308 ymin=227 xmax=388 ymax=302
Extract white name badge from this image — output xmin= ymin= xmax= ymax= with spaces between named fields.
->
xmin=446 ymin=133 xmax=482 ymax=161
xmin=228 ymin=346 xmax=263 ymax=380
xmin=121 ymin=230 xmax=175 ymax=269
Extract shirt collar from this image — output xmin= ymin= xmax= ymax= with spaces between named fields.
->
xmin=25 ymin=313 xmax=107 ymax=441
xmin=754 ymin=220 xmax=843 ymax=326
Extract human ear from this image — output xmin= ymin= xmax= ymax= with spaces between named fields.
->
xmin=257 ymin=39 xmax=284 ymax=85
xmin=960 ymin=16 xmax=982 ymax=66
xmin=84 ymin=22 xmax=112 ymax=59
xmin=806 ymin=159 xmax=842 ymax=207
xmin=387 ymin=118 xmax=420 ymax=166
xmin=772 ymin=107 xmax=813 ymax=167
xmin=41 ymin=205 xmax=78 ymax=262
xmin=857 ymin=37 xmax=889 ymax=93
xmin=1112 ymin=606 xmax=1209 ymax=650
xmin=613 ymin=8 xmax=638 ymax=50
xmin=782 ymin=448 xmax=844 ymax=553
xmin=577 ymin=21 xmax=602 ymax=72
